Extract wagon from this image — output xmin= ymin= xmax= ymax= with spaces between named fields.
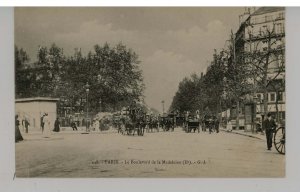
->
xmin=185 ymin=117 xmax=200 ymax=133
xmin=175 ymin=116 xmax=185 ymax=127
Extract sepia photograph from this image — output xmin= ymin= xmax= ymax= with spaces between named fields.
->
xmin=14 ymin=7 xmax=286 ymax=178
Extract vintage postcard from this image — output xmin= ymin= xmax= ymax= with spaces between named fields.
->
xmin=14 ymin=7 xmax=285 ymax=178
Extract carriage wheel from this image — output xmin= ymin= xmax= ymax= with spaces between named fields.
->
xmin=274 ymin=127 xmax=285 ymax=155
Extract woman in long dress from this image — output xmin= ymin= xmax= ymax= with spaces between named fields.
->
xmin=43 ymin=114 xmax=51 ymax=137
xmin=53 ymin=118 xmax=60 ymax=132
xmin=226 ymin=119 xmax=233 ymax=132
xmin=15 ymin=115 xmax=23 ymax=142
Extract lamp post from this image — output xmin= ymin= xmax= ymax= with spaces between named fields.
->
xmin=260 ymin=100 xmax=265 ymax=120
xmin=252 ymin=95 xmax=258 ymax=134
xmin=85 ymin=82 xmax=90 ymax=132
xmin=99 ymin=99 xmax=102 ymax=113
xmin=161 ymin=100 xmax=165 ymax=115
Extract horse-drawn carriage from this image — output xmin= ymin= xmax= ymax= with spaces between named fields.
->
xmin=160 ymin=114 xmax=175 ymax=132
xmin=203 ymin=115 xmax=219 ymax=134
xmin=145 ymin=114 xmax=159 ymax=133
xmin=115 ymin=106 xmax=146 ymax=136
xmin=176 ymin=116 xmax=185 ymax=127
xmin=185 ymin=116 xmax=200 ymax=133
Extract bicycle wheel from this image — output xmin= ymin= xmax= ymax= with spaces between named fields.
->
xmin=274 ymin=127 xmax=285 ymax=155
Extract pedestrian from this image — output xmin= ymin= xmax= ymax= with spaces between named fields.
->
xmin=215 ymin=117 xmax=220 ymax=133
xmin=43 ymin=113 xmax=51 ymax=138
xmin=40 ymin=114 xmax=45 ymax=133
xmin=21 ymin=118 xmax=25 ymax=132
xmin=263 ymin=113 xmax=277 ymax=150
xmin=71 ymin=121 xmax=78 ymax=131
xmin=226 ymin=119 xmax=232 ymax=132
xmin=15 ymin=115 xmax=23 ymax=142
xmin=25 ymin=118 xmax=30 ymax=133
xmin=53 ymin=117 xmax=60 ymax=132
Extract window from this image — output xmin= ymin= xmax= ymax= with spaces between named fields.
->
xmin=261 ymin=25 xmax=270 ymax=35
xmin=278 ymin=12 xmax=284 ymax=19
xmin=277 ymin=92 xmax=283 ymax=101
xmin=269 ymin=93 xmax=276 ymax=102
xmin=275 ymin=23 xmax=284 ymax=34
xmin=280 ymin=112 xmax=285 ymax=120
xmin=279 ymin=23 xmax=285 ymax=34
xmin=265 ymin=15 xmax=273 ymax=22
xmin=256 ymin=94 xmax=262 ymax=102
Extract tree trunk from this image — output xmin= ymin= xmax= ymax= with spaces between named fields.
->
xmin=236 ymin=100 xmax=240 ymax=130
xmin=263 ymin=36 xmax=271 ymax=118
xmin=275 ymin=91 xmax=279 ymax=122
xmin=263 ymin=89 xmax=268 ymax=118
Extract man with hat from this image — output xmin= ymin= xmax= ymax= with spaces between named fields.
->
xmin=263 ymin=113 xmax=277 ymax=150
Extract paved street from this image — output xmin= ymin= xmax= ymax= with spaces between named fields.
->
xmin=15 ymin=128 xmax=285 ymax=178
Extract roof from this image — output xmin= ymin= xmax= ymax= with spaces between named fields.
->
xmin=251 ymin=7 xmax=285 ymax=16
xmin=15 ymin=97 xmax=60 ymax=103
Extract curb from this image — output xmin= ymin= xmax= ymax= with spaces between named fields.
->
xmin=220 ymin=129 xmax=265 ymax=141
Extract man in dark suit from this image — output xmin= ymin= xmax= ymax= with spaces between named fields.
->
xmin=263 ymin=113 xmax=277 ymax=150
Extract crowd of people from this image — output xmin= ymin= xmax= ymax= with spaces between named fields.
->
xmin=15 ymin=108 xmax=279 ymax=152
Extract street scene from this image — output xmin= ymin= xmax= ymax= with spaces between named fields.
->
xmin=15 ymin=7 xmax=285 ymax=177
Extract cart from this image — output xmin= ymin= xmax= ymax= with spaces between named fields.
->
xmin=185 ymin=117 xmax=200 ymax=133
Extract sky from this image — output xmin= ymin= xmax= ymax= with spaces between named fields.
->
xmin=15 ymin=7 xmax=246 ymax=113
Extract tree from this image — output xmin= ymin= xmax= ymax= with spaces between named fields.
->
xmin=81 ymin=42 xmax=145 ymax=112
xmin=15 ymin=42 xmax=145 ymax=115
xmin=15 ymin=46 xmax=32 ymax=98
xmin=223 ymin=32 xmax=253 ymax=129
xmin=169 ymin=75 xmax=202 ymax=114
xmin=169 ymin=50 xmax=227 ymax=118
xmin=244 ymin=21 xmax=285 ymax=119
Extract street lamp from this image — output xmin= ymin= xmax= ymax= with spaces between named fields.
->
xmin=99 ymin=99 xmax=102 ymax=113
xmin=252 ymin=95 xmax=258 ymax=134
xmin=161 ymin=100 xmax=165 ymax=115
xmin=85 ymin=82 xmax=90 ymax=132
xmin=260 ymin=100 xmax=265 ymax=120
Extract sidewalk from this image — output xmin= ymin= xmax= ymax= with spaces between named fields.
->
xmin=220 ymin=128 xmax=266 ymax=141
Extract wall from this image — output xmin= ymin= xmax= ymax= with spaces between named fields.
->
xmin=15 ymin=101 xmax=57 ymax=132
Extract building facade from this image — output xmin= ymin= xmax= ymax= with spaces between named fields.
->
xmin=234 ymin=7 xmax=285 ymax=130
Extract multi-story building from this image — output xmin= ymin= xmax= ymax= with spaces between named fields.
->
xmin=231 ymin=7 xmax=285 ymax=130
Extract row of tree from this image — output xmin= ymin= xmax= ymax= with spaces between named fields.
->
xmin=15 ymin=43 xmax=145 ymax=114
xmin=170 ymin=23 xmax=285 ymax=124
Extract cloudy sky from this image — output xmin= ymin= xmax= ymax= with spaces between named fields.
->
xmin=15 ymin=7 xmax=245 ymax=112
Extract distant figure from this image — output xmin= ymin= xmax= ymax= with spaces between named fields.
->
xmin=43 ymin=113 xmax=51 ymax=138
xmin=40 ymin=114 xmax=45 ymax=133
xmin=53 ymin=118 xmax=60 ymax=132
xmin=196 ymin=110 xmax=200 ymax=120
xmin=24 ymin=119 xmax=30 ymax=133
xmin=71 ymin=121 xmax=78 ymax=131
xmin=21 ymin=119 xmax=25 ymax=132
xmin=226 ymin=120 xmax=232 ymax=132
xmin=15 ymin=115 xmax=23 ymax=142
xmin=215 ymin=118 xmax=220 ymax=133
